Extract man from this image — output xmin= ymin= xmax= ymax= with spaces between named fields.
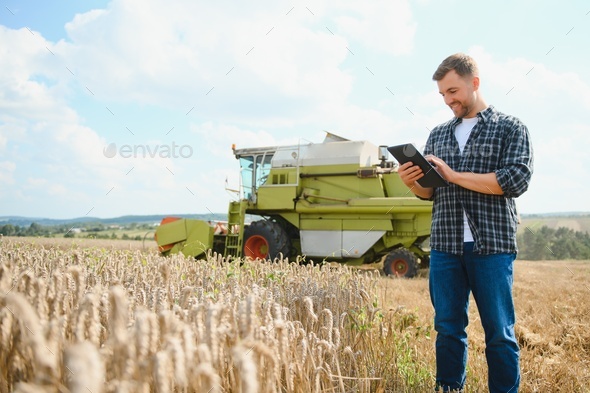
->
xmin=398 ymin=53 xmax=534 ymax=392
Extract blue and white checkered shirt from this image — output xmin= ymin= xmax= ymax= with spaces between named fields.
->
xmin=423 ymin=106 xmax=534 ymax=255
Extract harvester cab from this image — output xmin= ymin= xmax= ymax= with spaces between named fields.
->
xmin=155 ymin=133 xmax=433 ymax=277
xmin=232 ymin=144 xmax=276 ymax=204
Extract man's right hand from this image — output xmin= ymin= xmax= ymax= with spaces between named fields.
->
xmin=397 ymin=162 xmax=434 ymax=199
xmin=398 ymin=161 xmax=423 ymax=188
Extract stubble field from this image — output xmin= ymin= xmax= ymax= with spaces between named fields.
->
xmin=1 ymin=236 xmax=588 ymax=392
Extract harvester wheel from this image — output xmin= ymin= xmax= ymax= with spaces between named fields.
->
xmin=243 ymin=220 xmax=290 ymax=260
xmin=383 ymin=248 xmax=418 ymax=278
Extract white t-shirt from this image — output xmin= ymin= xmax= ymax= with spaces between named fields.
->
xmin=455 ymin=117 xmax=478 ymax=243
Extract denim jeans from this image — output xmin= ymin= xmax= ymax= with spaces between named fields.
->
xmin=430 ymin=242 xmax=520 ymax=393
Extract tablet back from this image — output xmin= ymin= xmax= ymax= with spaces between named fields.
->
xmin=388 ymin=143 xmax=449 ymax=188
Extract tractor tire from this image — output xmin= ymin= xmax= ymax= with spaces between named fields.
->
xmin=243 ymin=220 xmax=291 ymax=260
xmin=383 ymin=248 xmax=419 ymax=278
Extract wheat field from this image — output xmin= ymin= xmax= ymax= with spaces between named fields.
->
xmin=0 ymin=237 xmax=588 ymax=392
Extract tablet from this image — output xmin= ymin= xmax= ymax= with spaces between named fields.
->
xmin=388 ymin=143 xmax=449 ymax=188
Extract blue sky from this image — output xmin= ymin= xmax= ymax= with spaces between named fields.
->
xmin=1 ymin=0 xmax=589 ymax=219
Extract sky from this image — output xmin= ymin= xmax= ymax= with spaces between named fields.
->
xmin=0 ymin=0 xmax=589 ymax=219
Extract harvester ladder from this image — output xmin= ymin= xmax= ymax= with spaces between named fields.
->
xmin=224 ymin=200 xmax=247 ymax=258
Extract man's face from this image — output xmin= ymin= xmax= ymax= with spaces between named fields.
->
xmin=437 ymin=69 xmax=479 ymax=118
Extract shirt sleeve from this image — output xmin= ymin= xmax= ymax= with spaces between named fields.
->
xmin=495 ymin=120 xmax=534 ymax=198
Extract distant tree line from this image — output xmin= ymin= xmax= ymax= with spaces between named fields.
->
xmin=4 ymin=222 xmax=588 ymax=260
xmin=0 ymin=222 xmax=147 ymax=241
xmin=517 ymin=225 xmax=590 ymax=260
xmin=0 ymin=223 xmax=49 ymax=237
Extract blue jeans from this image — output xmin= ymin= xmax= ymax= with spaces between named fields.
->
xmin=430 ymin=243 xmax=520 ymax=393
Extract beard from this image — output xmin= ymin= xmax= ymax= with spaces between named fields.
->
xmin=452 ymin=105 xmax=468 ymax=118
xmin=450 ymin=100 xmax=474 ymax=118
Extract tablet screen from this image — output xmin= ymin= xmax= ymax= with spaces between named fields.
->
xmin=388 ymin=143 xmax=449 ymax=188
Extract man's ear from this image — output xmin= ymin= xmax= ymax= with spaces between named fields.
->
xmin=472 ymin=76 xmax=480 ymax=91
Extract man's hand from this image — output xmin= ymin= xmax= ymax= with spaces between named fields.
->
xmin=397 ymin=161 xmax=434 ymax=199
xmin=425 ymin=155 xmax=456 ymax=182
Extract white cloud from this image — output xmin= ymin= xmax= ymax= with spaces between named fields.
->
xmin=52 ymin=0 xmax=416 ymax=127
xmin=54 ymin=1 xmax=357 ymax=128
xmin=329 ymin=0 xmax=416 ymax=55
xmin=0 ymin=24 xmax=166 ymax=216
xmin=470 ymin=45 xmax=590 ymax=113
xmin=0 ymin=161 xmax=16 ymax=186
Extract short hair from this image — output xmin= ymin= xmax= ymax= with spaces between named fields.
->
xmin=432 ymin=53 xmax=479 ymax=81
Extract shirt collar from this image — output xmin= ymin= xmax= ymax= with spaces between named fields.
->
xmin=452 ymin=105 xmax=495 ymax=125
xmin=476 ymin=105 xmax=495 ymax=124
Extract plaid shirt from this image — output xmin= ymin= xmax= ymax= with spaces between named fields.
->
xmin=423 ymin=106 xmax=534 ymax=255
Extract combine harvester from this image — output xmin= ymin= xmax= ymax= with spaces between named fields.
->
xmin=155 ymin=133 xmax=432 ymax=277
